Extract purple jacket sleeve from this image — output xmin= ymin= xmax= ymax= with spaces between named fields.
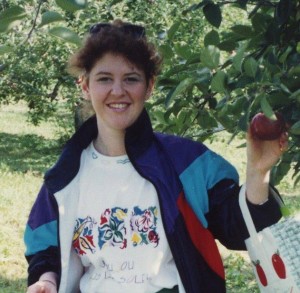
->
xmin=24 ymin=184 xmax=61 ymax=286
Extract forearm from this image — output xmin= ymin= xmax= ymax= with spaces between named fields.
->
xmin=245 ymin=167 xmax=270 ymax=204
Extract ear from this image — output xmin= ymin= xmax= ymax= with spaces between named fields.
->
xmin=81 ymin=76 xmax=91 ymax=100
xmin=145 ymin=78 xmax=155 ymax=100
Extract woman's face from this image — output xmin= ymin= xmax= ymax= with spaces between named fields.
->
xmin=82 ymin=53 xmax=153 ymax=134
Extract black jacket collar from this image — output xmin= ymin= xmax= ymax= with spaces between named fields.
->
xmin=44 ymin=109 xmax=154 ymax=194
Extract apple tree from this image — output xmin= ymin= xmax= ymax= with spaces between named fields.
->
xmin=155 ymin=0 xmax=300 ymax=186
xmin=0 ymin=0 xmax=206 ymax=128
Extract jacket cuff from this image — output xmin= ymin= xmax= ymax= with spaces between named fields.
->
xmin=27 ymin=246 xmax=61 ymax=286
xmin=246 ymin=186 xmax=282 ymax=233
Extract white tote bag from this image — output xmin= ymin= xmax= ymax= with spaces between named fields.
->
xmin=239 ymin=184 xmax=300 ymax=293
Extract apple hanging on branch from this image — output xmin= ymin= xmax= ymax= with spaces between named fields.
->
xmin=250 ymin=112 xmax=287 ymax=140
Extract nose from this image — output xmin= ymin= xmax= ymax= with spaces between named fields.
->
xmin=111 ymin=80 xmax=125 ymax=96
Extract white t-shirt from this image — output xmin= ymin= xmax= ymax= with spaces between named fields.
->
xmin=72 ymin=142 xmax=179 ymax=293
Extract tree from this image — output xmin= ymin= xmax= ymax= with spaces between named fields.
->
xmin=0 ymin=0 xmax=299 ymax=186
xmin=0 ymin=0 xmax=206 ymax=125
xmin=156 ymin=0 xmax=300 ymax=186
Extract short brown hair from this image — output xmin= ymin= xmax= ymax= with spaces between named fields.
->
xmin=68 ymin=20 xmax=162 ymax=83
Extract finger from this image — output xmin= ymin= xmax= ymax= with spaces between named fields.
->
xmin=279 ymin=132 xmax=289 ymax=152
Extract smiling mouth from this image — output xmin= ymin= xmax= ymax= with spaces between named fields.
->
xmin=108 ymin=103 xmax=130 ymax=110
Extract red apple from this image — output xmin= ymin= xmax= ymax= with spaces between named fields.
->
xmin=250 ymin=112 xmax=286 ymax=140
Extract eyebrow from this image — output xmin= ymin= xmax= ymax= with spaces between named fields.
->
xmin=95 ymin=71 xmax=142 ymax=76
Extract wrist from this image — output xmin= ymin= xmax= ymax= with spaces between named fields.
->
xmin=246 ymin=166 xmax=270 ymax=180
xmin=39 ymin=271 xmax=58 ymax=288
xmin=39 ymin=279 xmax=57 ymax=287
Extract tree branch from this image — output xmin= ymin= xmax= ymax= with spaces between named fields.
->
xmin=48 ymin=80 xmax=61 ymax=101
xmin=25 ymin=0 xmax=45 ymax=43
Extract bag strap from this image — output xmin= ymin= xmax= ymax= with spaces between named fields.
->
xmin=238 ymin=184 xmax=286 ymax=241
xmin=239 ymin=184 xmax=260 ymax=240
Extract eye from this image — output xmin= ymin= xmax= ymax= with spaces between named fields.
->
xmin=125 ymin=76 xmax=141 ymax=83
xmin=97 ymin=76 xmax=112 ymax=83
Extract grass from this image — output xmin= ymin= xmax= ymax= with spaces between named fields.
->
xmin=0 ymin=103 xmax=61 ymax=292
xmin=0 ymin=103 xmax=299 ymax=292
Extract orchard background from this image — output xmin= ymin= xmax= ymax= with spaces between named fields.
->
xmin=0 ymin=0 xmax=300 ymax=292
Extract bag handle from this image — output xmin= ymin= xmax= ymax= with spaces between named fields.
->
xmin=238 ymin=184 xmax=286 ymax=241
xmin=239 ymin=184 xmax=260 ymax=240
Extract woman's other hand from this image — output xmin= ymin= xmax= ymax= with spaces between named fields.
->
xmin=245 ymin=129 xmax=288 ymax=204
xmin=26 ymin=272 xmax=58 ymax=293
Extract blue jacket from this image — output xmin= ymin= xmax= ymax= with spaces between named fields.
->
xmin=24 ymin=109 xmax=281 ymax=292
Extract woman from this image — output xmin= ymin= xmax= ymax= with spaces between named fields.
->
xmin=25 ymin=20 xmax=287 ymax=293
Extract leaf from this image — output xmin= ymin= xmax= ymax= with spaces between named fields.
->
xmin=243 ymin=57 xmax=258 ymax=78
xmin=278 ymin=46 xmax=293 ymax=63
xmin=197 ymin=109 xmax=218 ymax=129
xmin=288 ymin=65 xmax=300 ymax=76
xmin=48 ymin=27 xmax=81 ymax=46
xmin=203 ymin=2 xmax=222 ymax=28
xmin=294 ymin=174 xmax=300 ymax=187
xmin=159 ymin=44 xmax=173 ymax=59
xmin=230 ymin=96 xmax=248 ymax=115
xmin=195 ymin=68 xmax=211 ymax=93
xmin=238 ymin=113 xmax=249 ymax=131
xmin=165 ymin=77 xmax=195 ymax=107
xmin=249 ymin=93 xmax=264 ymax=113
xmin=289 ymin=121 xmax=300 ymax=135
xmin=0 ymin=45 xmax=12 ymax=55
xmin=251 ymin=13 xmax=269 ymax=32
xmin=232 ymin=42 xmax=248 ymax=72
xmin=204 ymin=30 xmax=220 ymax=47
xmin=177 ymin=110 xmax=188 ymax=126
xmin=217 ymin=40 xmax=237 ymax=52
xmin=0 ymin=6 xmax=26 ymax=33
xmin=231 ymin=25 xmax=254 ymax=38
xmin=271 ymin=160 xmax=291 ymax=185
xmin=201 ymin=45 xmax=220 ymax=69
xmin=289 ymin=89 xmax=300 ymax=100
xmin=0 ymin=6 xmax=26 ymax=21
xmin=55 ymin=0 xmax=87 ymax=12
xmin=235 ymin=76 xmax=254 ymax=88
xmin=174 ymin=43 xmax=192 ymax=60
xmin=39 ymin=11 xmax=64 ymax=27
xmin=260 ymin=96 xmax=276 ymax=119
xmin=167 ymin=22 xmax=180 ymax=40
xmin=211 ymin=71 xmax=227 ymax=93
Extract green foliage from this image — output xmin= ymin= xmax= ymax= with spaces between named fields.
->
xmin=48 ymin=26 xmax=81 ymax=46
xmin=224 ymin=253 xmax=259 ymax=292
xmin=55 ymin=0 xmax=87 ymax=13
xmin=0 ymin=5 xmax=26 ymax=33
xmin=0 ymin=0 xmax=300 ymax=186
xmin=39 ymin=11 xmax=64 ymax=27
xmin=157 ymin=0 xmax=300 ymax=187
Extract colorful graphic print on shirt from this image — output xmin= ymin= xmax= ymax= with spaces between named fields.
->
xmin=98 ymin=207 xmax=128 ymax=250
xmin=72 ymin=206 xmax=160 ymax=255
xmin=130 ymin=206 xmax=159 ymax=247
xmin=73 ymin=216 xmax=97 ymax=255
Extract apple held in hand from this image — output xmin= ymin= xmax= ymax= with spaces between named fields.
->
xmin=250 ymin=112 xmax=286 ymax=140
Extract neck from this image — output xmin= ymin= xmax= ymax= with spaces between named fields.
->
xmin=94 ymin=124 xmax=126 ymax=157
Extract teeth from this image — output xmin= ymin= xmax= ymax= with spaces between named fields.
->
xmin=109 ymin=103 xmax=128 ymax=109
